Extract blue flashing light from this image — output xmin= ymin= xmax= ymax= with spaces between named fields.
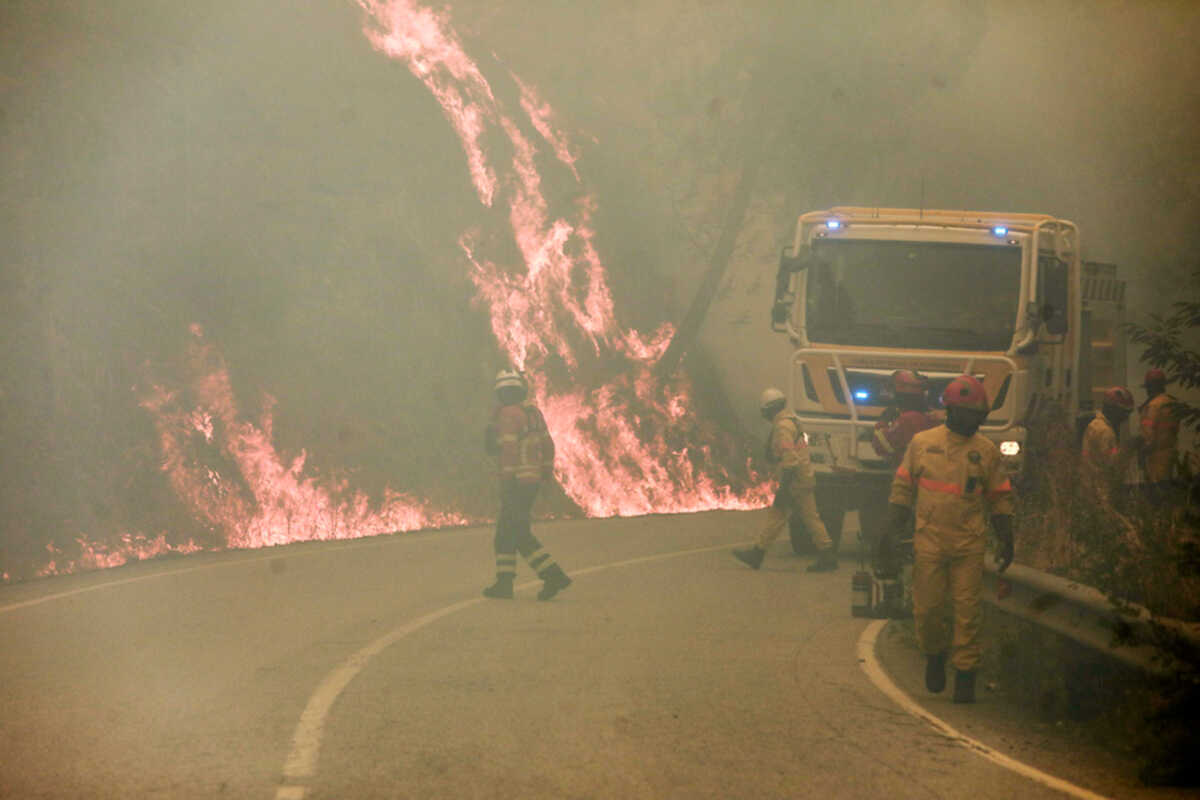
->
xmin=826 ymin=219 xmax=842 ymax=230
xmin=853 ymin=390 xmax=870 ymax=402
xmin=992 ymin=225 xmax=1008 ymax=237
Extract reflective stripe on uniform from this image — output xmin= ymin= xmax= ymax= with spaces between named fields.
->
xmin=918 ymin=477 xmax=962 ymax=496
xmin=527 ymin=547 xmax=556 ymax=575
xmin=987 ymin=479 xmax=1013 ymax=500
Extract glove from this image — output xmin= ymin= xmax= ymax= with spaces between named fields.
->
xmin=992 ymin=515 xmax=1014 ymax=573
xmin=874 ymin=531 xmax=897 ymax=578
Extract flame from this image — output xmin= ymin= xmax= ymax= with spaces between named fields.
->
xmin=14 ymin=0 xmax=767 ymax=583
xmin=358 ymin=0 xmax=770 ymax=515
xmin=137 ymin=325 xmax=472 ymax=552
xmin=35 ymin=534 xmax=203 ymax=579
xmin=358 ymin=0 xmax=500 ymax=206
xmin=512 ymin=73 xmax=580 ymax=182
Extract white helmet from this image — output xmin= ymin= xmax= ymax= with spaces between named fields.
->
xmin=759 ymin=387 xmax=786 ymax=413
xmin=495 ymin=369 xmax=526 ymax=392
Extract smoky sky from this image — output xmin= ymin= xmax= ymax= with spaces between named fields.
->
xmin=5 ymin=1 xmax=1198 ymax=345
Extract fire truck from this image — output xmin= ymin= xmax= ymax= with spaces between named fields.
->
xmin=769 ymin=206 xmax=1126 ymax=552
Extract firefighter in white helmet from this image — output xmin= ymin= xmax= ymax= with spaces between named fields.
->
xmin=482 ymin=369 xmax=571 ymax=600
xmin=879 ymin=375 xmax=1014 ymax=703
xmin=733 ymin=388 xmax=838 ymax=572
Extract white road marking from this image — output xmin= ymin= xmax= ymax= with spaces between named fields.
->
xmin=276 ymin=541 xmax=741 ymax=799
xmin=856 ymin=619 xmax=1112 ymax=800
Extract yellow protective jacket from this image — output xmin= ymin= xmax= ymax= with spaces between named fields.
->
xmin=766 ymin=410 xmax=815 ymax=490
xmin=1140 ymin=393 xmax=1179 ymax=482
xmin=889 ymin=425 xmax=1014 ymax=552
xmin=1081 ymin=412 xmax=1123 ymax=494
xmin=1082 ymin=411 xmax=1118 ymax=469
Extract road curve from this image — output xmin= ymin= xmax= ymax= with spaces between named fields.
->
xmin=0 ymin=511 xmax=1106 ymax=798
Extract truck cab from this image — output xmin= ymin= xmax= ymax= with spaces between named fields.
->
xmin=769 ymin=207 xmax=1124 ymax=547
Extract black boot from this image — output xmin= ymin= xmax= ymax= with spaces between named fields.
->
xmin=732 ymin=546 xmax=765 ymax=570
xmin=482 ymin=574 xmax=514 ymax=599
xmin=925 ymin=652 xmax=947 ymax=693
xmin=805 ymin=550 xmax=838 ymax=572
xmin=537 ymin=564 xmax=572 ymax=601
xmin=953 ymin=669 xmax=976 ymax=703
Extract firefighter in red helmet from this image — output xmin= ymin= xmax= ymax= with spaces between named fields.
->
xmin=871 ymin=370 xmax=936 ymax=464
xmin=878 ymin=375 xmax=1014 ymax=703
xmin=860 ymin=369 xmax=937 ymax=567
xmin=1082 ymin=386 xmax=1135 ymax=498
xmin=482 ymin=369 xmax=572 ymax=601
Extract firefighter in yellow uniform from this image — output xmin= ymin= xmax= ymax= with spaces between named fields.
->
xmin=1081 ymin=386 xmax=1134 ymax=501
xmin=1138 ymin=368 xmax=1179 ymax=497
xmin=733 ymin=388 xmax=837 ymax=572
xmin=483 ymin=369 xmax=571 ymax=601
xmin=879 ymin=375 xmax=1014 ymax=703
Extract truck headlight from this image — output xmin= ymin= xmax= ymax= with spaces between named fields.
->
xmin=1000 ymin=440 xmax=1021 ymax=457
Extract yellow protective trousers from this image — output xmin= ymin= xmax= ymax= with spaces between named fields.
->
xmin=889 ymin=425 xmax=1012 ymax=673
xmin=912 ymin=531 xmax=984 ymax=671
xmin=757 ymin=489 xmax=833 ymax=552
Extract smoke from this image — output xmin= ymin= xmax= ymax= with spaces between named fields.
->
xmin=1 ymin=0 xmax=1197 ymax=579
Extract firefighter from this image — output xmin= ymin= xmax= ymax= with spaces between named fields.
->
xmin=871 ymin=370 xmax=936 ymax=465
xmin=733 ymin=388 xmax=838 ymax=572
xmin=482 ymin=369 xmax=572 ymax=601
xmin=1081 ymin=386 xmax=1134 ymax=496
xmin=878 ymin=375 xmax=1014 ymax=703
xmin=858 ymin=370 xmax=937 ymax=567
xmin=1137 ymin=368 xmax=1179 ymax=496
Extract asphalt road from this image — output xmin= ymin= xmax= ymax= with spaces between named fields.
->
xmin=0 ymin=510 xmax=1155 ymax=798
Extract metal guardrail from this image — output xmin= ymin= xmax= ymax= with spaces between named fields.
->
xmin=982 ymin=562 xmax=1200 ymax=676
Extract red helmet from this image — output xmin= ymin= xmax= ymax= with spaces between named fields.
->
xmin=892 ymin=370 xmax=925 ymax=397
xmin=1103 ymin=386 xmax=1134 ymax=411
xmin=1143 ymin=367 xmax=1167 ymax=386
xmin=942 ymin=375 xmax=989 ymax=412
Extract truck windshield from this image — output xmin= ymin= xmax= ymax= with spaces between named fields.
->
xmin=805 ymin=238 xmax=1022 ymax=351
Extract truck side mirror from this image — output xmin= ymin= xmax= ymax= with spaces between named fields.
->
xmin=1043 ymin=302 xmax=1068 ymax=335
xmin=1039 ymin=256 xmax=1069 ymax=336
xmin=772 ymin=245 xmax=812 ymax=331
xmin=779 ymin=244 xmax=813 ymax=273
